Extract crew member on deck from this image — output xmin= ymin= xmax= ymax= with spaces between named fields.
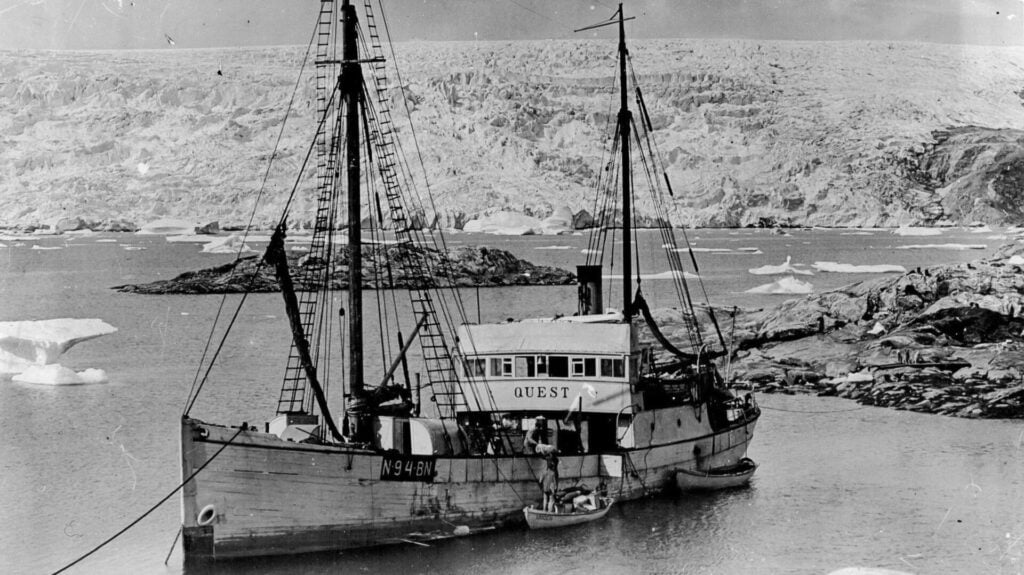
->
xmin=524 ymin=415 xmax=555 ymax=455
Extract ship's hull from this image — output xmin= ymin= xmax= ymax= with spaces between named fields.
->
xmin=180 ymin=409 xmax=757 ymax=560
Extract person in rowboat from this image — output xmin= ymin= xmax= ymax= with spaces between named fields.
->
xmin=539 ymin=453 xmax=559 ymax=512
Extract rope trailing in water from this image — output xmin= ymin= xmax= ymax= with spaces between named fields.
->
xmin=50 ymin=427 xmax=244 ymax=575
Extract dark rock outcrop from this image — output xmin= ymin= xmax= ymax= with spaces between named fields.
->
xmin=114 ymin=244 xmax=575 ymax=294
xmin=721 ymin=241 xmax=1024 ymax=418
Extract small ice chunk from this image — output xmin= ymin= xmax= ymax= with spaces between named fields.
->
xmin=896 ymin=244 xmax=986 ymax=251
xmin=867 ymin=322 xmax=886 ymax=335
xmin=137 ymin=162 xmax=150 ymax=176
xmin=31 ymin=246 xmax=63 ymax=251
xmin=812 ymin=261 xmax=907 ymax=273
xmin=13 ymin=365 xmax=108 ymax=385
xmin=201 ymin=234 xmax=255 ymax=254
xmin=748 ymin=256 xmax=813 ymax=276
xmin=892 ymin=227 xmax=942 ymax=236
xmin=607 ymin=270 xmax=698 ymax=280
xmin=745 ymin=277 xmax=814 ymax=294
xmin=1006 ymin=255 xmax=1024 ymax=266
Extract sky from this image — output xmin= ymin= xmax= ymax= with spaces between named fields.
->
xmin=0 ymin=0 xmax=1022 ymax=50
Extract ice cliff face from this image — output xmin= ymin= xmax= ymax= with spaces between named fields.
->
xmin=2 ymin=40 xmax=1024 ymax=229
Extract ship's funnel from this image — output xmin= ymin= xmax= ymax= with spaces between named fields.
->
xmin=576 ymin=265 xmax=603 ymax=315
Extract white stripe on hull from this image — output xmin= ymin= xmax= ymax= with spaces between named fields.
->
xmin=180 ymin=412 xmax=757 ymax=559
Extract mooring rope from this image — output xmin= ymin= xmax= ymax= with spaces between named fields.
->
xmin=51 ymin=427 xmax=244 ymax=575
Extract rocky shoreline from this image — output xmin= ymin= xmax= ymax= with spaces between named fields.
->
xmin=114 ymin=244 xmax=575 ymax=294
xmin=719 ymin=242 xmax=1024 ymax=419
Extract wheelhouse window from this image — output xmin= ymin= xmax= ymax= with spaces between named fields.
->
xmin=601 ymin=358 xmax=625 ymax=378
xmin=490 ymin=357 xmax=513 ymax=377
xmin=515 ymin=356 xmax=535 ymax=377
xmin=536 ymin=356 xmax=548 ymax=376
xmin=548 ymin=355 xmax=569 ymax=378
xmin=465 ymin=358 xmax=486 ymax=377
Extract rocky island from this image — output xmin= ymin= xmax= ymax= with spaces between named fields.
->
xmin=114 ymin=244 xmax=575 ymax=294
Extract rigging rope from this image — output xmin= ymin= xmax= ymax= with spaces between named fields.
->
xmin=50 ymin=427 xmax=244 ymax=575
xmin=183 ymin=19 xmax=320 ymax=415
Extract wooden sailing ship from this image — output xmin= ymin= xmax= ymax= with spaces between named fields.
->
xmin=179 ymin=0 xmax=760 ymax=560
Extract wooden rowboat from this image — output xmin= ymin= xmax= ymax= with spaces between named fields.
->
xmin=676 ymin=458 xmax=758 ymax=491
xmin=523 ymin=498 xmax=615 ymax=530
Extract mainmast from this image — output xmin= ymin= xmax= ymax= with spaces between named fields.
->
xmin=576 ymin=4 xmax=635 ymax=319
xmin=340 ymin=0 xmax=368 ymax=436
xmin=616 ymin=4 xmax=632 ymax=318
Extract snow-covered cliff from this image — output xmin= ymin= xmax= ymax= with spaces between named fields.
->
xmin=3 ymin=39 xmax=1024 ymax=230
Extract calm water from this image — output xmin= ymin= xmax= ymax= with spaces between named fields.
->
xmin=2 ymin=228 xmax=1022 ymax=574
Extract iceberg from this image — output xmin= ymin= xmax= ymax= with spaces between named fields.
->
xmin=138 ymin=218 xmax=197 ymax=235
xmin=540 ymin=205 xmax=574 ymax=235
xmin=748 ymin=256 xmax=813 ymax=276
xmin=463 ymin=212 xmax=543 ymax=235
xmin=0 ymin=318 xmax=116 ymax=366
xmin=812 ymin=261 xmax=907 ymax=274
xmin=745 ymin=277 xmax=814 ymax=294
xmin=0 ymin=319 xmax=117 ymax=383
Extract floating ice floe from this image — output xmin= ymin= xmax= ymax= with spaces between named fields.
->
xmin=30 ymin=245 xmax=62 ymax=251
xmin=969 ymin=225 xmax=992 ymax=233
xmin=895 ymin=244 xmax=986 ymax=251
xmin=607 ymin=270 xmax=698 ymax=280
xmin=534 ymin=245 xmax=572 ymax=250
xmin=748 ymin=256 xmax=813 ymax=276
xmin=201 ymin=234 xmax=256 ymax=254
xmin=892 ymin=227 xmax=942 ymax=236
xmin=122 ymin=246 xmax=146 ymax=251
xmin=138 ymin=218 xmax=197 ymax=235
xmin=745 ymin=277 xmax=814 ymax=294
xmin=840 ymin=231 xmax=874 ymax=236
xmin=1006 ymin=255 xmax=1024 ymax=266
xmin=95 ymin=239 xmax=118 ymax=243
xmin=0 ymin=319 xmax=116 ymax=384
xmin=13 ymin=365 xmax=108 ymax=385
xmin=812 ymin=261 xmax=907 ymax=274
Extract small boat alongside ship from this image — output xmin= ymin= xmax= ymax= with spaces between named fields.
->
xmin=177 ymin=0 xmax=760 ymax=561
xmin=675 ymin=458 xmax=758 ymax=491
xmin=524 ymin=498 xmax=615 ymax=530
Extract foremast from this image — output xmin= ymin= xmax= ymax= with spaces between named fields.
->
xmin=340 ymin=0 xmax=368 ymax=439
